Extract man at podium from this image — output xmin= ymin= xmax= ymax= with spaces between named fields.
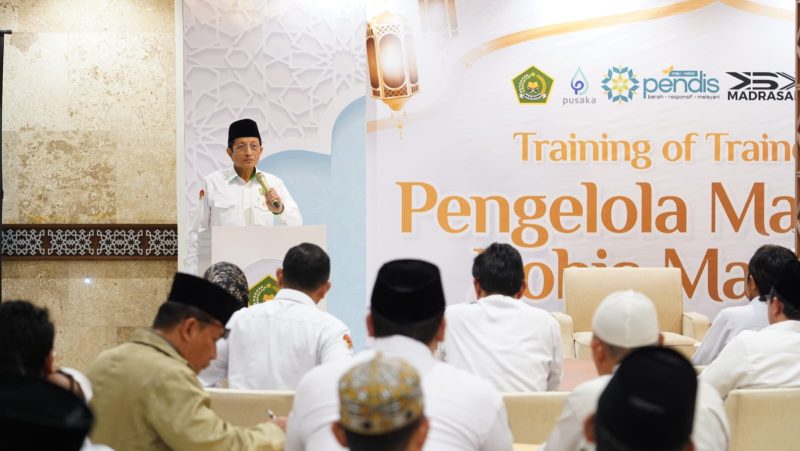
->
xmin=186 ymin=119 xmax=303 ymax=274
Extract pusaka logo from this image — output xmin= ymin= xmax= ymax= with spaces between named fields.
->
xmin=513 ymin=65 xmax=553 ymax=104
xmin=642 ymin=65 xmax=720 ymax=100
xmin=563 ymin=67 xmax=597 ymax=105
xmin=601 ymin=66 xmax=639 ymax=103
xmin=726 ymin=72 xmax=794 ymax=101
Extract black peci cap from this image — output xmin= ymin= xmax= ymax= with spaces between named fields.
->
xmin=227 ymin=118 xmax=261 ymax=147
xmin=596 ymin=346 xmax=697 ymax=450
xmin=370 ymin=259 xmax=446 ymax=324
xmin=168 ymin=272 xmax=240 ymax=325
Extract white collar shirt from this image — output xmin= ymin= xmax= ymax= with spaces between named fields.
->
xmin=693 ymin=297 xmax=768 ymax=365
xmin=199 ymin=288 xmax=352 ymax=390
xmin=441 ymin=294 xmax=563 ymax=391
xmin=185 ymin=167 xmax=303 ymax=273
xmin=286 ymin=335 xmax=514 ymax=451
xmin=542 ymin=376 xmax=729 ymax=451
xmin=700 ymin=319 xmax=800 ymax=399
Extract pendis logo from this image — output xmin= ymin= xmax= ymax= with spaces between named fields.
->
xmin=601 ymin=66 xmax=639 ymax=103
xmin=513 ymin=65 xmax=554 ymax=104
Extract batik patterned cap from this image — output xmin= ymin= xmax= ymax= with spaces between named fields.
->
xmin=338 ymin=354 xmax=423 ymax=435
xmin=203 ymin=261 xmax=249 ymax=309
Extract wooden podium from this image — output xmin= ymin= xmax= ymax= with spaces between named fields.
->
xmin=197 ymin=225 xmax=327 ymax=276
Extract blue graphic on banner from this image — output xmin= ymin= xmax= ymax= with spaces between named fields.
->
xmin=571 ymin=68 xmax=589 ymax=95
xmin=601 ymin=66 xmax=639 ymax=103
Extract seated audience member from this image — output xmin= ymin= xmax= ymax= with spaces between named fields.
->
xmin=204 ymin=261 xmax=251 ymax=309
xmin=585 ymin=347 xmax=698 ymax=451
xmin=440 ymin=242 xmax=562 ymax=391
xmin=0 ymin=300 xmax=94 ymax=451
xmin=200 ymin=243 xmax=353 ymax=389
xmin=694 ymin=244 xmax=795 ymax=365
xmin=543 ymin=291 xmax=729 ymax=451
xmin=287 ymin=259 xmax=513 ymax=451
xmin=87 ymin=273 xmax=284 ymax=450
xmin=332 ymin=355 xmax=429 ymax=451
xmin=702 ymin=259 xmax=800 ymax=398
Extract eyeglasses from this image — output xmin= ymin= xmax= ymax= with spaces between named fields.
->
xmin=232 ymin=143 xmax=262 ymax=153
xmin=197 ymin=318 xmax=230 ymax=340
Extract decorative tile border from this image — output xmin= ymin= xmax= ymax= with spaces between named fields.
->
xmin=2 ymin=225 xmax=178 ymax=260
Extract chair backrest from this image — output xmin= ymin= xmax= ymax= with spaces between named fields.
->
xmin=725 ymin=388 xmax=800 ymax=451
xmin=564 ymin=267 xmax=683 ymax=334
xmin=207 ymin=388 xmax=294 ymax=427
xmin=502 ymin=392 xmax=569 ymax=444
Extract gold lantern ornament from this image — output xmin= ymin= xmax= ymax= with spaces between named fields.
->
xmin=418 ymin=0 xmax=458 ymax=39
xmin=366 ymin=10 xmax=420 ymax=112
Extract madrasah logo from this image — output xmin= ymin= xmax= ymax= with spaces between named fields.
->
xmin=726 ymin=72 xmax=794 ymax=101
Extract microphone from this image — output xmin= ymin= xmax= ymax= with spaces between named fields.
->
xmin=256 ymin=173 xmax=281 ymax=210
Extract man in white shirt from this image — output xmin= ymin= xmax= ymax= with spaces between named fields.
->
xmin=200 ymin=243 xmax=353 ymax=390
xmin=185 ymin=118 xmax=302 ymax=274
xmin=440 ymin=242 xmax=562 ymax=391
xmin=585 ymin=347 xmax=698 ymax=451
xmin=286 ymin=259 xmax=514 ymax=451
xmin=702 ymin=259 xmax=800 ymax=398
xmin=543 ymin=291 xmax=729 ymax=451
xmin=694 ymin=244 xmax=795 ymax=365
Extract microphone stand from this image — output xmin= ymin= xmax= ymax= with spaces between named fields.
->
xmin=0 ymin=30 xmax=11 ymax=300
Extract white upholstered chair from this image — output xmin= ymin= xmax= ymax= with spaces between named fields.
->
xmin=560 ymin=267 xmax=709 ymax=359
xmin=502 ymin=392 xmax=569 ymax=445
xmin=725 ymin=388 xmax=800 ymax=451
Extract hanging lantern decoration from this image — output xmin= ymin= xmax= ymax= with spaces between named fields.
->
xmin=418 ymin=0 xmax=458 ymax=38
xmin=366 ymin=10 xmax=420 ymax=111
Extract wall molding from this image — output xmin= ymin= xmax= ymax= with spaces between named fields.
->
xmin=1 ymin=224 xmax=178 ymax=260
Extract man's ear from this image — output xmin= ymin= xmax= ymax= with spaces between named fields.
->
xmin=226 ymin=147 xmax=234 ymax=159
xmin=514 ymin=279 xmax=528 ymax=299
xmin=321 ymin=280 xmax=332 ymax=298
xmin=276 ymin=268 xmax=284 ymax=287
xmin=583 ymin=413 xmax=596 ymax=444
xmin=411 ymin=417 xmax=430 ymax=450
xmin=366 ymin=313 xmax=375 ymax=337
xmin=435 ymin=317 xmax=446 ymax=343
xmin=331 ymin=423 xmax=348 ymax=448
xmin=181 ymin=317 xmax=200 ymax=340
xmin=43 ymin=351 xmax=56 ymax=374
xmin=473 ymin=278 xmax=482 ymax=299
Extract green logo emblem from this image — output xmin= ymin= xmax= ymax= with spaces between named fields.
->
xmin=513 ymin=65 xmax=554 ymax=104
xmin=249 ymin=274 xmax=279 ymax=306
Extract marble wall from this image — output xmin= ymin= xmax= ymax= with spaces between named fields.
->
xmin=0 ymin=0 xmax=177 ymax=370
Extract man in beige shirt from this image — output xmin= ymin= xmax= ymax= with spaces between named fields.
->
xmin=87 ymin=272 xmax=284 ymax=450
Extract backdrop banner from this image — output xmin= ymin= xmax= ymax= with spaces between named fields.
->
xmin=365 ymin=0 xmax=795 ymax=318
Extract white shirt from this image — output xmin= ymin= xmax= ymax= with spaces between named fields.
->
xmin=185 ymin=167 xmax=302 ymax=274
xmin=693 ymin=297 xmax=769 ymax=365
xmin=286 ymin=335 xmax=514 ymax=451
xmin=701 ymin=319 xmax=800 ymax=398
xmin=441 ymin=294 xmax=563 ymax=391
xmin=542 ymin=376 xmax=729 ymax=451
xmin=199 ymin=289 xmax=352 ymax=390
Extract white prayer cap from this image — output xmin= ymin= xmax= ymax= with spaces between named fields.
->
xmin=592 ymin=290 xmax=659 ymax=348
